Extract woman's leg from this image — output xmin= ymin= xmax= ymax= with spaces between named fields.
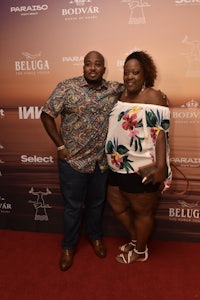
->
xmin=107 ymin=185 xmax=136 ymax=241
xmin=117 ymin=191 xmax=160 ymax=262
xmin=131 ymin=192 xmax=160 ymax=250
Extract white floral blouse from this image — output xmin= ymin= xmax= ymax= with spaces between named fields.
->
xmin=105 ymin=101 xmax=172 ymax=190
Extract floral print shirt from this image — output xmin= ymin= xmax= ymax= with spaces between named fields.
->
xmin=106 ymin=101 xmax=172 ymax=188
xmin=42 ymin=76 xmax=123 ymax=173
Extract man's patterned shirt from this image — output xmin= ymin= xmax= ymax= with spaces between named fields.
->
xmin=42 ymin=76 xmax=123 ymax=173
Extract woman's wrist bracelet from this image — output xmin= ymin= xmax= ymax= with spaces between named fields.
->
xmin=57 ymin=145 xmax=65 ymax=151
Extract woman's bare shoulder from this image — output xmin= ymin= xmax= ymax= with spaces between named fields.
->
xmin=144 ymin=88 xmax=169 ymax=107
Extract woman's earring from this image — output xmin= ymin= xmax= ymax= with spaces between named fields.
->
xmin=141 ymin=82 xmax=146 ymax=93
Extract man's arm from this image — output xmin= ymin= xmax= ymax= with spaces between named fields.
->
xmin=40 ymin=111 xmax=69 ymax=160
xmin=41 ymin=112 xmax=63 ymax=147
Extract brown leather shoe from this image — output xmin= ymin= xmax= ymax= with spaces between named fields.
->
xmin=91 ymin=239 xmax=107 ymax=258
xmin=59 ymin=249 xmax=74 ymax=271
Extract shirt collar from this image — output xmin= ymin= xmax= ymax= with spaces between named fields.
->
xmin=80 ymin=76 xmax=108 ymax=90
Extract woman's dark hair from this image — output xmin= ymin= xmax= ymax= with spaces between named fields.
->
xmin=124 ymin=51 xmax=157 ymax=87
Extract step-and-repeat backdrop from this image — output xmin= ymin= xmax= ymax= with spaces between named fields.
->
xmin=0 ymin=0 xmax=200 ymax=241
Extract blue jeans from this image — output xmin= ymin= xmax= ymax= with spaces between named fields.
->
xmin=58 ymin=160 xmax=108 ymax=250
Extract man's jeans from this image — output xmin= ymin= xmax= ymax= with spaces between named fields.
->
xmin=58 ymin=160 xmax=108 ymax=250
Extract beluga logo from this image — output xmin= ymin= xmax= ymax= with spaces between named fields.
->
xmin=15 ymin=51 xmax=50 ymax=75
xmin=169 ymin=200 xmax=200 ymax=223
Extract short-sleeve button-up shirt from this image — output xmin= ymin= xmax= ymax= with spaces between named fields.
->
xmin=42 ymin=76 xmax=123 ymax=173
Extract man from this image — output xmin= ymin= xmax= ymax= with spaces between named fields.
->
xmin=41 ymin=51 xmax=123 ymax=271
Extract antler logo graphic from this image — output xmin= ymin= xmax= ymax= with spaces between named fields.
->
xmin=28 ymin=187 xmax=52 ymax=221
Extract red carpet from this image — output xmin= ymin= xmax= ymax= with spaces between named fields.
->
xmin=0 ymin=230 xmax=199 ymax=300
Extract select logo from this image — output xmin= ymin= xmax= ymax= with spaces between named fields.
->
xmin=21 ymin=155 xmax=54 ymax=164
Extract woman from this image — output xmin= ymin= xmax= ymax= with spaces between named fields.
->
xmin=105 ymin=51 xmax=171 ymax=264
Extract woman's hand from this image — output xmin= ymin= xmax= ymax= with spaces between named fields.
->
xmin=142 ymin=165 xmax=167 ymax=185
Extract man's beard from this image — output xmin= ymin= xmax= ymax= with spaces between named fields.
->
xmin=85 ymin=77 xmax=102 ymax=86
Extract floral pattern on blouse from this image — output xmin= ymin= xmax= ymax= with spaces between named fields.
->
xmin=106 ymin=102 xmax=171 ymax=182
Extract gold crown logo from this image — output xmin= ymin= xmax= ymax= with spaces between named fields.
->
xmin=70 ymin=0 xmax=91 ymax=6
xmin=181 ymin=99 xmax=199 ymax=108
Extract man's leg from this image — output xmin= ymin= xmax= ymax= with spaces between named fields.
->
xmin=84 ymin=164 xmax=108 ymax=257
xmin=57 ymin=160 xmax=88 ymax=270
